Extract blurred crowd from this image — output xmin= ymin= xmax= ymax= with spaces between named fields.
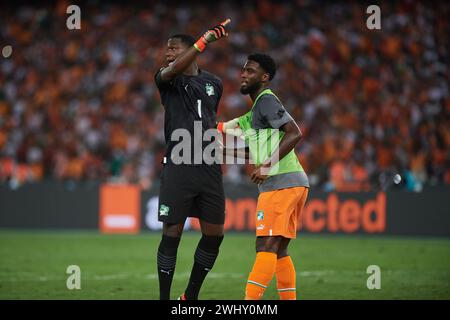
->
xmin=0 ymin=0 xmax=448 ymax=191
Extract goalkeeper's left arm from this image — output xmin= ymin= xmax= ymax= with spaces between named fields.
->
xmin=217 ymin=118 xmax=249 ymax=160
xmin=221 ymin=145 xmax=250 ymax=160
xmin=217 ymin=118 xmax=243 ymax=139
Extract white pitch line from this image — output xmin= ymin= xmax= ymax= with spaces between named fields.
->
xmin=0 ymin=270 xmax=339 ymax=282
xmin=2 ymin=269 xmax=448 ymax=284
xmin=300 ymin=270 xmax=336 ymax=277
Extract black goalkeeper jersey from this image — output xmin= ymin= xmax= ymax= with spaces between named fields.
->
xmin=154 ymin=68 xmax=223 ymax=165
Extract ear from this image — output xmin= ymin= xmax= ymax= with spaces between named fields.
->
xmin=262 ymin=73 xmax=270 ymax=83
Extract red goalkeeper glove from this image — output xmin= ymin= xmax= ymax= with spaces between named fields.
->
xmin=217 ymin=118 xmax=243 ymax=139
xmin=194 ymin=18 xmax=231 ymax=53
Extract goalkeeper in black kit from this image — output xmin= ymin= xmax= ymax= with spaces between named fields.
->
xmin=154 ymin=19 xmax=231 ymax=300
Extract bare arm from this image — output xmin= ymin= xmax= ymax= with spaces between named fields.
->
xmin=159 ymin=47 xmax=200 ymax=82
xmin=263 ymin=120 xmax=302 ymax=167
xmin=250 ymin=120 xmax=302 ymax=184
xmin=217 ymin=137 xmax=250 ymax=160
xmin=223 ymin=146 xmax=250 ymax=160
xmin=159 ymin=18 xmax=231 ymax=83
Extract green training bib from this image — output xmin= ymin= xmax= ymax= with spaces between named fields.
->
xmin=238 ymin=89 xmax=304 ymax=176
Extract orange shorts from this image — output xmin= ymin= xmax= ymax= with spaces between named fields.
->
xmin=255 ymin=186 xmax=308 ymax=239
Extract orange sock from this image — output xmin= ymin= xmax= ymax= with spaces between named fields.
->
xmin=276 ymin=256 xmax=296 ymax=300
xmin=245 ymin=252 xmax=277 ymax=300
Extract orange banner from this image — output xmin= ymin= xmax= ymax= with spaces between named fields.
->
xmin=99 ymin=184 xmax=140 ymax=234
xmin=191 ymin=192 xmax=386 ymax=234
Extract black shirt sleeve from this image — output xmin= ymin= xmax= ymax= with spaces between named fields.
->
xmin=216 ymin=80 xmax=223 ymax=112
xmin=154 ymin=67 xmax=172 ymax=91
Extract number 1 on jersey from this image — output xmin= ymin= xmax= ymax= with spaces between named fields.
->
xmin=197 ymin=99 xmax=202 ymax=118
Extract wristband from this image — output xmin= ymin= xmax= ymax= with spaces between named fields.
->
xmin=217 ymin=122 xmax=224 ymax=133
xmin=194 ymin=38 xmax=207 ymax=52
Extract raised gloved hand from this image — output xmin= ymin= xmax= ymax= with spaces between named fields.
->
xmin=194 ymin=18 xmax=231 ymax=52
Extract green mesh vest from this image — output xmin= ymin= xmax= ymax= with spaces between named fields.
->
xmin=238 ymin=89 xmax=304 ymax=176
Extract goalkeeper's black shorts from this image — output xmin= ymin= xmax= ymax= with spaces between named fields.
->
xmin=158 ymin=163 xmax=225 ymax=225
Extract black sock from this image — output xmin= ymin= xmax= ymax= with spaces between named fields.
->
xmin=157 ymin=234 xmax=181 ymax=300
xmin=185 ymin=235 xmax=224 ymax=300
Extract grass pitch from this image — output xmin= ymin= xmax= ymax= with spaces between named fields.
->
xmin=0 ymin=231 xmax=449 ymax=300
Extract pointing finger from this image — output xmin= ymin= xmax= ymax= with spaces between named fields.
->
xmin=221 ymin=18 xmax=231 ymax=27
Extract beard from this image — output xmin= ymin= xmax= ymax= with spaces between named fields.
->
xmin=240 ymin=81 xmax=261 ymax=95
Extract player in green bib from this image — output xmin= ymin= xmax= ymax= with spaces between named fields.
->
xmin=217 ymin=53 xmax=309 ymax=300
xmin=236 ymin=88 xmax=305 ymax=182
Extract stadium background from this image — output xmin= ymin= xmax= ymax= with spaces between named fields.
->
xmin=0 ymin=0 xmax=449 ymax=299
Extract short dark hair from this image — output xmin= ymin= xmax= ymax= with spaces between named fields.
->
xmin=247 ymin=53 xmax=277 ymax=80
xmin=169 ymin=34 xmax=195 ymax=47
